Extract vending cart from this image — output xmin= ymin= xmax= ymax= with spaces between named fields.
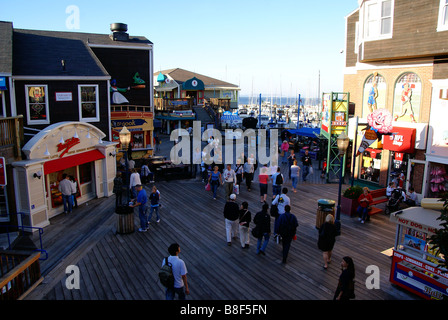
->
xmin=389 ymin=205 xmax=448 ymax=300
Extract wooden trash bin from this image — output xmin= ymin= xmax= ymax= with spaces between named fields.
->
xmin=315 ymin=199 xmax=335 ymax=229
xmin=116 ymin=205 xmax=135 ymax=234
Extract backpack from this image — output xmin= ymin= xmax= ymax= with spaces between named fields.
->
xmin=275 ymin=173 xmax=283 ymax=185
xmin=158 ymin=257 xmax=174 ymax=288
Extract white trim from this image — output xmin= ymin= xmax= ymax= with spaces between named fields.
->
xmin=78 ymin=84 xmax=100 ymax=122
xmin=88 ymin=43 xmax=153 ymax=51
xmin=107 ymin=80 xmax=112 ymax=140
xmin=360 ymin=0 xmax=394 ymax=42
xmin=9 ymin=77 xmax=16 ymax=117
xmin=344 ymin=61 xmax=434 ymax=74
xmin=425 ymin=154 xmax=448 ymax=165
xmin=0 ymin=73 xmax=11 ymax=77
xmin=25 ymin=85 xmax=50 ymax=125
xmin=0 ymin=90 xmax=6 ymax=117
xmin=13 ymin=76 xmax=111 ymax=81
xmin=437 ymin=0 xmax=448 ymax=32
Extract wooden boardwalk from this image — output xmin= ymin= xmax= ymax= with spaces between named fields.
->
xmin=24 ymin=176 xmax=419 ymax=301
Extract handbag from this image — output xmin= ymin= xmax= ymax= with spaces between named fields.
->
xmin=233 ymin=184 xmax=239 ymax=195
xmin=205 ymin=183 xmax=211 ymax=191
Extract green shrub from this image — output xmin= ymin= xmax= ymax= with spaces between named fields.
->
xmin=343 ymin=185 xmax=363 ymax=199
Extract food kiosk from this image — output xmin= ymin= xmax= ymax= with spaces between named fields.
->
xmin=389 ymin=201 xmax=447 ymax=300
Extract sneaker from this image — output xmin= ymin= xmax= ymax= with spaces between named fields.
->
xmin=361 ymin=220 xmax=365 ymax=224
xmin=138 ymin=228 xmax=147 ymax=232
xmin=156 ymin=219 xmax=160 ymax=223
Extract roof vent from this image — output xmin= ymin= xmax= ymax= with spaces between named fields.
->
xmin=110 ymin=23 xmax=129 ymax=41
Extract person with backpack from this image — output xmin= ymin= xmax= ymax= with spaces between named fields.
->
xmin=275 ymin=205 xmax=298 ymax=264
xmin=160 ymin=243 xmax=189 ymax=300
xmin=271 ymin=167 xmax=284 ymax=197
xmin=253 ymin=203 xmax=271 ymax=255
xmin=147 ymin=185 xmax=161 ymax=225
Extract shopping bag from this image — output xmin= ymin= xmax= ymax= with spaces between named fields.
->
xmin=205 ymin=183 xmax=211 ymax=191
xmin=309 ymin=166 xmax=314 ymax=175
xmin=233 ymin=184 xmax=239 ymax=195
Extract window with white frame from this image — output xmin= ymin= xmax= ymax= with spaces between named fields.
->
xmin=363 ymin=0 xmax=394 ymax=40
xmin=78 ymin=85 xmax=99 ymax=122
xmin=437 ymin=0 xmax=448 ymax=32
xmin=25 ymin=85 xmax=50 ymax=124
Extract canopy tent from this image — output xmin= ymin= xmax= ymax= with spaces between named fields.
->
xmin=221 ymin=114 xmax=242 ymax=122
xmin=286 ymin=127 xmax=321 ymax=138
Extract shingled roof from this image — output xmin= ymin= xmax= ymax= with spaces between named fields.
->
xmin=9 ymin=25 xmax=152 ymax=77
xmin=156 ymin=68 xmax=239 ymax=89
xmin=0 ymin=21 xmax=13 ymax=74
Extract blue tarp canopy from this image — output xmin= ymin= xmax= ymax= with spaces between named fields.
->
xmin=221 ymin=114 xmax=241 ymax=122
xmin=286 ymin=127 xmax=321 ymax=138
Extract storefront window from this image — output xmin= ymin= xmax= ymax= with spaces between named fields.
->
xmin=359 ymin=149 xmax=382 ymax=183
xmin=428 ymin=163 xmax=448 ymax=198
xmin=389 ymin=152 xmax=408 ymax=189
xmin=79 ymin=85 xmax=99 ymax=121
xmin=25 ymin=85 xmax=50 ymax=124
xmin=48 ymin=168 xmax=76 ymax=209
xmin=132 ymin=133 xmax=144 ymax=148
xmin=79 ymin=162 xmax=92 ymax=184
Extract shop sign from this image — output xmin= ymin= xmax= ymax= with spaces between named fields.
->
xmin=55 ymin=92 xmax=73 ymax=101
xmin=383 ymin=127 xmax=416 ymax=153
xmin=57 ymin=137 xmax=80 ymax=158
xmin=0 ymin=157 xmax=6 ymax=186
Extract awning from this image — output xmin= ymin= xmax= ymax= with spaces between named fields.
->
xmin=43 ymin=149 xmax=105 ymax=175
xmin=382 ymin=127 xmax=416 ymax=153
xmin=221 ymin=115 xmax=241 ymax=122
xmin=286 ymin=127 xmax=321 ymax=138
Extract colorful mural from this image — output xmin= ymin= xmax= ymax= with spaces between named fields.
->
xmin=393 ymin=72 xmax=421 ymax=123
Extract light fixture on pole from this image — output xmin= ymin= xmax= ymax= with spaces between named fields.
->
xmin=119 ymin=126 xmax=131 ymax=203
xmin=335 ymin=131 xmax=350 ymax=235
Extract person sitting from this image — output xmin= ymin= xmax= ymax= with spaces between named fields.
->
xmin=386 ymin=181 xmax=396 ymax=198
xmin=357 ymin=187 xmax=373 ymax=224
xmin=404 ymin=187 xmax=418 ymax=207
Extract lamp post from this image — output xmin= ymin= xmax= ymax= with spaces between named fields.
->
xmin=335 ymin=131 xmax=350 ymax=235
xmin=119 ymin=126 xmax=131 ymax=202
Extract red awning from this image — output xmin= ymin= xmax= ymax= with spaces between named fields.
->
xmin=382 ymin=127 xmax=416 ymax=153
xmin=44 ymin=149 xmax=105 ymax=175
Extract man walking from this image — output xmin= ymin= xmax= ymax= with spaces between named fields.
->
xmin=301 ymin=149 xmax=312 ymax=182
xmin=131 ymin=184 xmax=148 ymax=232
xmin=59 ymin=173 xmax=76 ymax=214
xmin=223 ymin=164 xmax=237 ymax=200
xmin=162 ymin=243 xmax=190 ymax=300
xmin=275 ymin=205 xmax=298 ymax=264
xmin=223 ymin=193 xmax=239 ymax=246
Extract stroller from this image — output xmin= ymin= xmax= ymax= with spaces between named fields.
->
xmin=385 ymin=188 xmax=403 ymax=215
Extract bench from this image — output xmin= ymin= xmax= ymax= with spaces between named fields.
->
xmin=368 ymin=188 xmax=388 ymax=215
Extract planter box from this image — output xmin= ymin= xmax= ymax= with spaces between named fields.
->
xmin=341 ymin=196 xmax=358 ymax=217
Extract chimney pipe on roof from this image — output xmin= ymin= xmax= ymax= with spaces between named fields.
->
xmin=109 ymin=23 xmax=129 ymax=41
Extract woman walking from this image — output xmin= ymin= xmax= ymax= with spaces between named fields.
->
xmin=208 ymin=166 xmax=223 ymax=200
xmin=290 ymin=160 xmax=300 ymax=193
xmin=258 ymin=165 xmax=269 ymax=203
xmin=238 ymin=201 xmax=251 ymax=249
xmin=333 ymin=256 xmax=356 ymax=300
xmin=318 ymin=214 xmax=337 ymax=269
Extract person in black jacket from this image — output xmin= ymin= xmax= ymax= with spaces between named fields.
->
xmin=224 ymin=194 xmax=239 ymax=246
xmin=238 ymin=201 xmax=251 ymax=249
xmin=334 ymin=256 xmax=355 ymax=301
xmin=253 ymin=203 xmax=271 ymax=255
xmin=275 ymin=205 xmax=298 ymax=264
xmin=318 ymin=214 xmax=338 ymax=269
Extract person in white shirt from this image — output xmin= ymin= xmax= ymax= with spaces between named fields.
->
xmin=58 ymin=174 xmax=76 ymax=213
xmin=223 ymin=164 xmax=236 ymax=200
xmin=272 ymin=187 xmax=291 ymax=215
xmin=162 ymin=243 xmax=189 ymax=300
xmin=405 ymin=187 xmax=418 ymax=206
xmin=386 ymin=182 xmax=396 ymax=198
xmin=129 ymin=168 xmax=141 ymax=200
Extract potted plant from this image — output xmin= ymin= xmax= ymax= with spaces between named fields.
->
xmin=341 ymin=185 xmax=363 ymax=217
xmin=429 ymin=192 xmax=448 ymax=272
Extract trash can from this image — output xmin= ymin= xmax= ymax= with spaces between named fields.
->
xmin=116 ymin=205 xmax=135 ymax=234
xmin=315 ymin=199 xmax=335 ymax=229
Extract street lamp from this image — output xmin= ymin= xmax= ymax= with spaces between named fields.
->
xmin=335 ymin=131 xmax=350 ymax=235
xmin=119 ymin=126 xmax=131 ymax=202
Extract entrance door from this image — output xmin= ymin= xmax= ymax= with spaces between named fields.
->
xmin=407 ymin=159 xmax=427 ymax=199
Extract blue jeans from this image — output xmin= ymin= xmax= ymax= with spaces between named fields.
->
xmin=357 ymin=206 xmax=369 ymax=221
xmin=282 ymin=237 xmax=293 ymax=262
xmin=302 ymin=165 xmax=310 ymax=181
xmin=148 ymin=205 xmax=159 ymax=222
xmin=166 ymin=287 xmax=186 ymax=300
xmin=138 ymin=205 xmax=147 ymax=229
xmin=273 ymin=185 xmax=281 ymax=196
xmin=211 ymin=181 xmax=219 ymax=198
xmin=62 ymin=194 xmax=72 ymax=213
xmin=291 ymin=176 xmax=298 ymax=189
xmin=256 ymin=233 xmax=270 ymax=254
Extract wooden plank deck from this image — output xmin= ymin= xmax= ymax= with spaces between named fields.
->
xmin=24 ymin=177 xmax=418 ymax=301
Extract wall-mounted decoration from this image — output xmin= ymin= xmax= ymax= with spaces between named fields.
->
xmin=393 ymin=72 xmax=421 ymax=123
xmin=110 ymin=79 xmax=129 ymax=104
xmin=131 ymin=72 xmax=146 ymax=89
xmin=362 ymin=73 xmax=386 ymax=117
xmin=357 ymin=108 xmax=393 ymax=156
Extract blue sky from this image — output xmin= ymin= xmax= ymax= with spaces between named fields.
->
xmin=0 ymin=0 xmax=358 ymax=98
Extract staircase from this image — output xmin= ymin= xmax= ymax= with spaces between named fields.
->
xmin=193 ymin=106 xmax=215 ymax=127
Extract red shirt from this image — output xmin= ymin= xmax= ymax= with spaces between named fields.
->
xmin=358 ymin=193 xmax=373 ymax=208
xmin=259 ymin=174 xmax=269 ymax=184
